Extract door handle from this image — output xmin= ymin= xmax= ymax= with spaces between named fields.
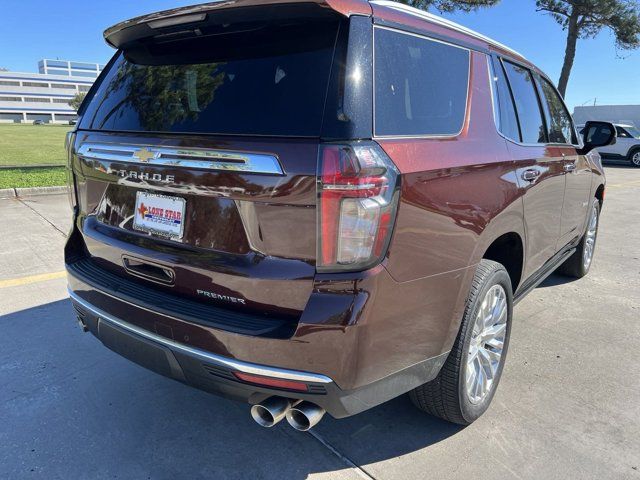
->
xmin=563 ymin=162 xmax=576 ymax=172
xmin=522 ymin=169 xmax=540 ymax=181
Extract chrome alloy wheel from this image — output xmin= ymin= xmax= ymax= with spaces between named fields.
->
xmin=632 ymin=151 xmax=640 ymax=167
xmin=465 ymin=285 xmax=507 ymax=404
xmin=583 ymin=203 xmax=599 ymax=270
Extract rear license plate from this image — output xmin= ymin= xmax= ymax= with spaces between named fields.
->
xmin=133 ymin=191 xmax=186 ymax=240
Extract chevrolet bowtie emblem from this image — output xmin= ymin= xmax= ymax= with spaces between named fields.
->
xmin=133 ymin=147 xmax=156 ymax=163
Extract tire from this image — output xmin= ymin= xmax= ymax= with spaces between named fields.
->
xmin=557 ymin=198 xmax=600 ymax=278
xmin=410 ymin=259 xmax=513 ymax=425
xmin=629 ymin=148 xmax=640 ymax=168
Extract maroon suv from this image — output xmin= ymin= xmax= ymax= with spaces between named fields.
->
xmin=65 ymin=0 xmax=615 ymax=430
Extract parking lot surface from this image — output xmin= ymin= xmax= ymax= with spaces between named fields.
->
xmin=1 ymin=165 xmax=639 ymax=480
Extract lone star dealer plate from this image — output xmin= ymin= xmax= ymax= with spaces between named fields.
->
xmin=133 ymin=191 xmax=186 ymax=240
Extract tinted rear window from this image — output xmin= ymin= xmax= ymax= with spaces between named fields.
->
xmin=374 ymin=27 xmax=470 ymax=137
xmin=82 ymin=20 xmax=340 ymax=136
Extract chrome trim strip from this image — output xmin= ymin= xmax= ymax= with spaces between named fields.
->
xmin=371 ymin=0 xmax=525 ymax=59
xmin=68 ymin=288 xmax=333 ymax=384
xmin=77 ymin=143 xmax=284 ymax=175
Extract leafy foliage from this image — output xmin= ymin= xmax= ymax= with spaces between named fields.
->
xmin=395 ymin=0 xmax=500 ymax=12
xmin=99 ymin=63 xmax=225 ymax=132
xmin=536 ymin=0 xmax=640 ymax=49
xmin=68 ymin=92 xmax=86 ymax=111
xmin=536 ymin=0 xmax=640 ymax=95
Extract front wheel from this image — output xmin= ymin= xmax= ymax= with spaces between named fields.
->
xmin=629 ymin=149 xmax=640 ymax=168
xmin=558 ymin=198 xmax=600 ymax=278
xmin=410 ymin=259 xmax=512 ymax=425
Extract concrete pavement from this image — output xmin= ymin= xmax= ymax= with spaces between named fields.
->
xmin=1 ymin=166 xmax=639 ymax=479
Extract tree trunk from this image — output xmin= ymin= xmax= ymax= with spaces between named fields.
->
xmin=558 ymin=11 xmax=580 ymax=98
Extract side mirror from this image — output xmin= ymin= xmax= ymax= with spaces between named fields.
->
xmin=578 ymin=121 xmax=616 ymax=155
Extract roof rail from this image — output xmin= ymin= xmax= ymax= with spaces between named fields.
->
xmin=370 ymin=0 xmax=524 ymax=59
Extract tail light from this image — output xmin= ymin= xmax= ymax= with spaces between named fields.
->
xmin=317 ymin=142 xmax=400 ymax=272
xmin=65 ymin=131 xmax=78 ymax=210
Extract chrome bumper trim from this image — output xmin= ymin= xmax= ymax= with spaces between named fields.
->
xmin=68 ymin=288 xmax=332 ymax=384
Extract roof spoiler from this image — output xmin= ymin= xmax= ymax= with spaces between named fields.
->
xmin=103 ymin=0 xmax=372 ymax=49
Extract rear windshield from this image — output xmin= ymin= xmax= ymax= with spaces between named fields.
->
xmin=82 ymin=20 xmax=340 ymax=136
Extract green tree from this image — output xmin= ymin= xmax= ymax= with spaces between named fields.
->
xmin=68 ymin=92 xmax=87 ymax=111
xmin=96 ymin=63 xmax=225 ymax=131
xmin=537 ymin=0 xmax=640 ymax=97
xmin=396 ymin=0 xmax=500 ymax=12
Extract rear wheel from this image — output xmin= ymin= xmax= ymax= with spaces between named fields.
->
xmin=558 ymin=198 xmax=600 ymax=278
xmin=629 ymin=149 xmax=640 ymax=168
xmin=410 ymin=260 xmax=512 ymax=425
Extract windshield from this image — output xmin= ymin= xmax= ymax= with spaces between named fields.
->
xmin=625 ymin=126 xmax=640 ymax=138
xmin=81 ymin=19 xmax=340 ymax=137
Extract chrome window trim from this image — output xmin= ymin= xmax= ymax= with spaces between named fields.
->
xmin=68 ymin=288 xmax=333 ymax=385
xmin=371 ymin=0 xmax=524 ymax=59
xmin=372 ymin=25 xmax=471 ymax=140
xmin=77 ymin=142 xmax=285 ymax=175
xmin=490 ymin=54 xmax=581 ymax=150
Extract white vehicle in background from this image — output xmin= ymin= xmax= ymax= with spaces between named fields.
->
xmin=579 ymin=123 xmax=640 ymax=167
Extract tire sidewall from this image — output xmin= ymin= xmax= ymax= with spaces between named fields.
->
xmin=458 ymin=267 xmax=513 ymax=423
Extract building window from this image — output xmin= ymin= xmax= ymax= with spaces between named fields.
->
xmin=71 ymin=71 xmax=99 ymax=78
xmin=52 ymin=98 xmax=72 ymax=104
xmin=51 ymin=83 xmax=76 ymax=90
xmin=48 ymin=68 xmax=70 ymax=75
xmin=24 ymin=97 xmax=51 ymax=102
xmin=0 ymin=96 xmax=22 ymax=102
xmin=78 ymin=85 xmax=91 ymax=92
xmin=70 ymin=62 xmax=97 ymax=70
xmin=22 ymin=81 xmax=48 ymax=87
xmin=0 ymin=80 xmax=20 ymax=86
xmin=46 ymin=60 xmax=69 ymax=68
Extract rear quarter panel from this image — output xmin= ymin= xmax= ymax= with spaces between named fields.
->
xmin=374 ymin=50 xmax=525 ymax=359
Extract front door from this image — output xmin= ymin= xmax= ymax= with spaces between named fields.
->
xmin=534 ymin=74 xmax=591 ymax=248
xmin=559 ymin=151 xmax=592 ymax=247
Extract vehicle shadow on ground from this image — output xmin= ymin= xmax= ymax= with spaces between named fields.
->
xmin=536 ymin=272 xmax=576 ymax=288
xmin=0 ymin=299 xmax=463 ymax=479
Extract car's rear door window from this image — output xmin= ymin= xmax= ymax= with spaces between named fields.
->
xmin=489 ymin=57 xmax=520 ymax=142
xmin=374 ymin=27 xmax=470 ymax=137
xmin=82 ymin=19 xmax=340 ymax=137
xmin=502 ymin=60 xmax=546 ymax=144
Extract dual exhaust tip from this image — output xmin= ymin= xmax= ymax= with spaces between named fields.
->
xmin=250 ymin=397 xmax=325 ymax=431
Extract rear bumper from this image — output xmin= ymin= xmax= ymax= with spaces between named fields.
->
xmin=69 ymin=287 xmax=448 ymax=418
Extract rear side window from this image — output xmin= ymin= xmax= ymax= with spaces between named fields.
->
xmin=502 ymin=60 xmax=546 ymax=144
xmin=374 ymin=28 xmax=470 ymax=137
xmin=536 ymin=75 xmax=576 ymax=144
xmin=82 ymin=20 xmax=340 ymax=136
xmin=489 ymin=57 xmax=520 ymax=142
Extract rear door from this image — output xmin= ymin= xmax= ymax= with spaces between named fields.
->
xmin=70 ymin=12 xmax=347 ymax=327
xmin=495 ymin=58 xmax=566 ymax=279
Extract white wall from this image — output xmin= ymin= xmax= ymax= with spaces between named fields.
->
xmin=573 ymin=105 xmax=640 ymax=128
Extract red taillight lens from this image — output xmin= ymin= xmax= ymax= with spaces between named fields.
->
xmin=233 ymin=372 xmax=309 ymax=392
xmin=317 ymin=142 xmax=400 ymax=272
